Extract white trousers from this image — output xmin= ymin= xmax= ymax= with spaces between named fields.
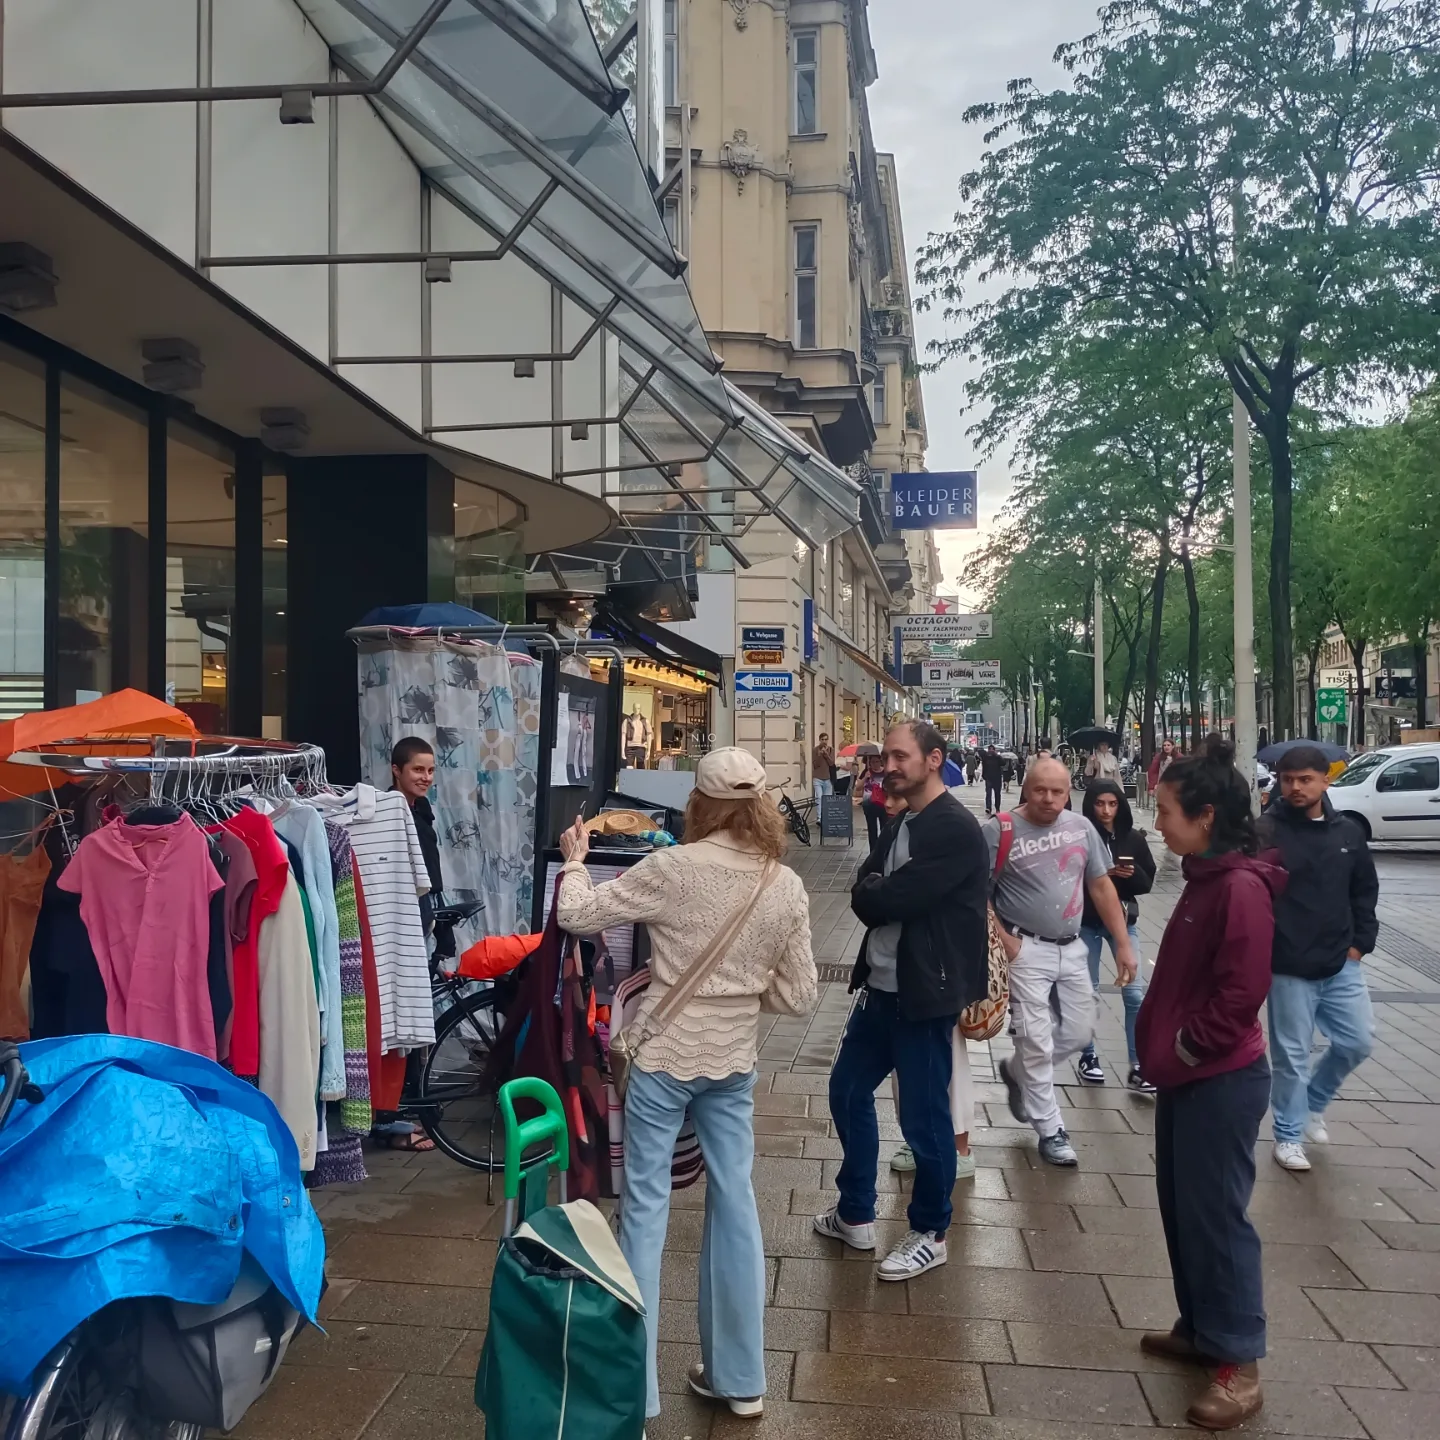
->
xmin=1008 ymin=936 xmax=1096 ymax=1139
xmin=891 ymin=1024 xmax=975 ymax=1136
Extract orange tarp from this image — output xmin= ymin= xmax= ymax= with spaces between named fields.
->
xmin=0 ymin=690 xmax=200 ymax=799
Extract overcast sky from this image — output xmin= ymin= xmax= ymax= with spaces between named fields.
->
xmin=868 ymin=0 xmax=1098 ymax=602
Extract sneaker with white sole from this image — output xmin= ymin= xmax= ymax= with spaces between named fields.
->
xmin=1273 ymin=1140 xmax=1311 ymax=1171
xmin=890 ymin=1142 xmax=916 ymax=1173
xmin=1037 ymin=1128 xmax=1078 ymax=1167
xmin=955 ymin=1151 xmax=977 ymax=1180
xmin=877 ymin=1229 xmax=948 ymax=1281
xmin=1075 ymin=1052 xmax=1106 ymax=1085
xmin=1126 ymin=1065 xmax=1157 ymax=1096
xmin=812 ymin=1206 xmax=876 ymax=1250
xmin=687 ymin=1362 xmax=763 ymax=1417
xmin=1304 ymin=1114 xmax=1330 ymax=1145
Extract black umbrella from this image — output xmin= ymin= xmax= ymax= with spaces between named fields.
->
xmin=1257 ymin=737 xmax=1349 ymax=767
xmin=1067 ymin=726 xmax=1122 ymax=751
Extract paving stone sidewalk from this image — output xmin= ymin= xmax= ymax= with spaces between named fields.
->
xmin=237 ymin=787 xmax=1440 ymax=1440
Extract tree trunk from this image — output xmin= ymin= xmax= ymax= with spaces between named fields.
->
xmin=1140 ymin=548 xmax=1169 ymax=766
xmin=1181 ymin=544 xmax=1203 ymax=750
xmin=1306 ymin=639 xmax=1323 ymax=740
xmin=1348 ymin=639 xmax=1367 ymax=748
xmin=1264 ymin=423 xmax=1297 ymax=740
xmin=1415 ymin=639 xmax=1430 ymax=730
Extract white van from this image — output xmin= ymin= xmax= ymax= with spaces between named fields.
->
xmin=1328 ymin=743 xmax=1440 ymax=840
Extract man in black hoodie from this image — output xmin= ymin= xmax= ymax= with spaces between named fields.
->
xmin=1258 ymin=745 xmax=1379 ymax=1173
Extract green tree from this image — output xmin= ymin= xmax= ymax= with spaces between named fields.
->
xmin=918 ymin=0 xmax=1440 ymax=740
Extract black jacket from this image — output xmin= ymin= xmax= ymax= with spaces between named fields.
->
xmin=980 ymin=751 xmax=1003 ymax=783
xmin=1080 ymin=781 xmax=1156 ymax=929
xmin=848 ymin=791 xmax=989 ymax=1022
xmin=1258 ymin=797 xmax=1379 ymax=981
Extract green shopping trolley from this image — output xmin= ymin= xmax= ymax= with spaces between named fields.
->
xmin=475 ymin=1077 xmax=647 ymax=1440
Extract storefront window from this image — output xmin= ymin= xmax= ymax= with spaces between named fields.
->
xmin=0 ymin=345 xmax=46 ymax=719
xmin=58 ymin=376 xmax=148 ymax=706
xmin=167 ymin=424 xmax=236 ymax=731
xmin=263 ymin=467 xmax=287 ymax=738
xmin=454 ymin=477 xmax=525 ymax=622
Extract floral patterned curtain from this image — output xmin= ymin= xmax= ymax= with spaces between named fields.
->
xmin=357 ymin=634 xmax=542 ymax=947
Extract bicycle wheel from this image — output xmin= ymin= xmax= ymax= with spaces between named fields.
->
xmin=415 ymin=991 xmax=509 ymax=1171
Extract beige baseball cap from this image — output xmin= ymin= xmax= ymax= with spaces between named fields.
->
xmin=694 ymin=746 xmax=768 ymax=799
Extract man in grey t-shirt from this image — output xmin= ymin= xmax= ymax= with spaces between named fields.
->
xmin=986 ymin=759 xmax=1138 ymax=1167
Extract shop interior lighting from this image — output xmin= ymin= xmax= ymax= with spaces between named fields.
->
xmin=260 ymin=408 xmax=310 ymax=451
xmin=0 ymin=243 xmax=58 ymax=313
xmin=141 ymin=338 xmax=205 ymax=394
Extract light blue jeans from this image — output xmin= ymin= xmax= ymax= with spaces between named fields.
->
xmin=1079 ymin=922 xmax=1145 ymax=1068
xmin=620 ymin=1066 xmax=766 ymax=1419
xmin=812 ymin=777 xmax=833 ymax=806
xmin=1268 ymin=961 xmax=1375 ymax=1142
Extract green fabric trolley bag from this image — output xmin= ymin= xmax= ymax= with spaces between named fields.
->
xmin=476 ymin=1077 xmax=647 ymax=1440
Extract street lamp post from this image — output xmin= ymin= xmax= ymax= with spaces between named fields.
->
xmin=1093 ymin=574 xmax=1106 ymax=729
xmin=1233 ymin=394 xmax=1259 ymax=810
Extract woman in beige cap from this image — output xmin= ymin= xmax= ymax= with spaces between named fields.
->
xmin=557 ymin=747 xmax=816 ymax=1425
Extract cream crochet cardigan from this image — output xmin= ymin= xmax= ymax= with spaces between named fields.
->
xmin=557 ymin=837 xmax=817 ymax=1080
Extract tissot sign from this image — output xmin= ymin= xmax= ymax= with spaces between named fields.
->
xmin=891 ymin=472 xmax=978 ymax=530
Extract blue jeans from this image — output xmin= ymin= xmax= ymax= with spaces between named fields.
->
xmin=620 ymin=1067 xmax=766 ymax=1419
xmin=1268 ymin=962 xmax=1375 ymax=1143
xmin=813 ymin=777 xmax=833 ymax=806
xmin=1079 ymin=922 xmax=1145 ymax=1068
xmin=829 ymin=987 xmax=958 ymax=1235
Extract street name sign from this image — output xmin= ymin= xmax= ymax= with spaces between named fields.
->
xmin=922 ymin=660 xmax=1001 ymax=688
xmin=890 ymin=472 xmax=978 ymax=531
xmin=740 ymin=625 xmax=785 ymax=650
xmin=897 ymin=612 xmax=992 ymax=642
xmin=1316 ymin=688 xmax=1348 ymax=725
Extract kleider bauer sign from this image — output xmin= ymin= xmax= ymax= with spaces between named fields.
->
xmin=923 ymin=660 xmax=1001 ymax=688
xmin=897 ymin=612 xmax=992 ymax=643
xmin=891 ymin=472 xmax=978 ymax=530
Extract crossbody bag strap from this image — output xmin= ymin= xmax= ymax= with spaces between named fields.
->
xmin=635 ymin=859 xmax=779 ymax=1047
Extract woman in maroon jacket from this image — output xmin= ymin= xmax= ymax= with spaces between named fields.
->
xmin=1135 ymin=736 xmax=1284 ymax=1432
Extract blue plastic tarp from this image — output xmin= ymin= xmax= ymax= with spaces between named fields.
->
xmin=0 ymin=1035 xmax=326 ymax=1396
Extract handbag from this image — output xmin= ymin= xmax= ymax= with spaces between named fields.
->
xmin=608 ymin=859 xmax=778 ymax=1100
xmin=959 ymin=813 xmax=1014 ymax=1042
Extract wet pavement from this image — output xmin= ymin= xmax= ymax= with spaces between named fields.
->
xmin=237 ymin=786 xmax=1440 ymax=1439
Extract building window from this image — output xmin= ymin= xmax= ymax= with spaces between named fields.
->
xmin=663 ymin=193 xmax=682 ymax=247
xmin=793 ymin=225 xmax=818 ymax=349
xmin=792 ymin=29 xmax=818 ymax=135
xmin=872 ymin=364 xmax=888 ymax=426
xmin=664 ymin=0 xmax=679 ymax=106
xmin=0 ymin=344 xmax=46 ymax=719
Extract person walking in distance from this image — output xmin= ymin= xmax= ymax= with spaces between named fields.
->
xmin=857 ymin=752 xmax=888 ymax=850
xmin=816 ymin=721 xmax=989 ymax=1280
xmin=811 ymin=733 xmax=836 ymax=810
xmin=980 ymin=744 xmax=1004 ymax=816
xmin=556 ymin=748 xmax=816 ymax=1425
xmin=1136 ymin=736 xmax=1281 ymax=1430
xmin=1074 ymin=780 xmax=1157 ymax=1092
xmin=1258 ymin=745 xmax=1378 ymax=1173
xmin=1147 ymin=738 xmax=1177 ymax=791
xmin=993 ymin=759 xmax=1139 ymax=1166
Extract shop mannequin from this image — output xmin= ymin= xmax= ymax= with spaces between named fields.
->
xmin=622 ymin=708 xmax=652 ymax=768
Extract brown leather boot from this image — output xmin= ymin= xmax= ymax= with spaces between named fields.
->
xmin=1139 ymin=1327 xmax=1213 ymax=1365
xmin=1186 ymin=1363 xmax=1263 ymax=1430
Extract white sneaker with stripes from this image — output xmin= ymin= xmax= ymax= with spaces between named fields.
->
xmin=877 ymin=1228 xmax=948 ymax=1281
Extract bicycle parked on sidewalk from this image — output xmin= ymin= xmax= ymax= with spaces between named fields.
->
xmin=776 ymin=785 xmax=815 ymax=846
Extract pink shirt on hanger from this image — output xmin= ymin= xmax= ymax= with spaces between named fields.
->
xmin=58 ymin=815 xmax=225 ymax=1059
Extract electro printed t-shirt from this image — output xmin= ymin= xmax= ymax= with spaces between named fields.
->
xmin=862 ymin=815 xmax=912 ymax=992
xmin=983 ymin=810 xmax=1110 ymax=941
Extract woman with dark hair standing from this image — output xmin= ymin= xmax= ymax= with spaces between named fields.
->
xmin=1136 ymin=737 xmax=1283 ymax=1431
xmin=857 ymin=752 xmax=888 ymax=850
xmin=1074 ymin=780 xmax=1156 ymax=1091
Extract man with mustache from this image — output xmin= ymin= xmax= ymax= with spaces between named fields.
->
xmin=992 ymin=759 xmax=1138 ymax=1166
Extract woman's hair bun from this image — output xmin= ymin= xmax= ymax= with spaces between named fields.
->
xmin=1202 ymin=734 xmax=1236 ymax=765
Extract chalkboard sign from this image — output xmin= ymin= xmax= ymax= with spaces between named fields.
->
xmin=820 ymin=795 xmax=854 ymax=845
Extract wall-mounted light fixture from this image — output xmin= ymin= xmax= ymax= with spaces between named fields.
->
xmin=260 ymin=407 xmax=310 ymax=451
xmin=141 ymin=338 xmax=205 ymax=394
xmin=0 ymin=243 xmax=58 ymax=313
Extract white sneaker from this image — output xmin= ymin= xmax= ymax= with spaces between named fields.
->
xmin=890 ymin=1142 xmax=916 ymax=1173
xmin=1273 ymin=1141 xmax=1311 ymax=1172
xmin=813 ymin=1206 xmax=876 ymax=1251
xmin=877 ymin=1228 xmax=948 ymax=1281
xmin=955 ymin=1151 xmax=977 ymax=1180
xmin=688 ymin=1362 xmax=763 ymax=1417
xmin=1304 ymin=1114 xmax=1330 ymax=1145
